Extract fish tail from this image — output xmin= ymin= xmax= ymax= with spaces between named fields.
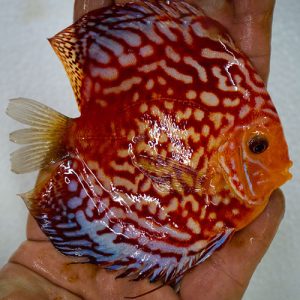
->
xmin=7 ymin=98 xmax=71 ymax=174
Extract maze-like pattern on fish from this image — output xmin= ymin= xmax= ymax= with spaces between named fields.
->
xmin=32 ymin=157 xmax=236 ymax=282
xmin=34 ymin=0 xmax=282 ymax=283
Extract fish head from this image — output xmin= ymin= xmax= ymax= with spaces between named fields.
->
xmin=217 ymin=115 xmax=292 ymax=205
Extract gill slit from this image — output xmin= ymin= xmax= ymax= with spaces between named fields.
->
xmin=240 ymin=146 xmax=255 ymax=197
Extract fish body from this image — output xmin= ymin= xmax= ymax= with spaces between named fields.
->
xmin=8 ymin=0 xmax=292 ymax=284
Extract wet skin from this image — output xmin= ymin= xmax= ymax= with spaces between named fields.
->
xmin=0 ymin=1 xmax=283 ymax=299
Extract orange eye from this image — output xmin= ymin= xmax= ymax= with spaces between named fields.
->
xmin=248 ymin=135 xmax=269 ymax=154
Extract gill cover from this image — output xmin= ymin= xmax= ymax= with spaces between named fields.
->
xmin=218 ymin=117 xmax=292 ymax=205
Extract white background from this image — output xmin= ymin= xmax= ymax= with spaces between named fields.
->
xmin=0 ymin=1 xmax=299 ymax=299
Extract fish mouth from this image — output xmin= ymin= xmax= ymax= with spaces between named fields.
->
xmin=246 ymin=163 xmax=292 ymax=205
xmin=285 ymin=160 xmax=293 ymax=177
xmin=277 ymin=161 xmax=293 ymax=185
xmin=219 ymin=157 xmax=293 ymax=206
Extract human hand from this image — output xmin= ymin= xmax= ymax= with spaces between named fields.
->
xmin=0 ymin=1 xmax=281 ymax=299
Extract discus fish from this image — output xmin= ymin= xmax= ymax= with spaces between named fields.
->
xmin=7 ymin=0 xmax=292 ymax=289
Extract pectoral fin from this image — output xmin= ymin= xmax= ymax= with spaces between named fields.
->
xmin=131 ymin=153 xmax=205 ymax=194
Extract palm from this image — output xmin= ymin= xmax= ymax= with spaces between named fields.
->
xmin=1 ymin=1 xmax=282 ymax=300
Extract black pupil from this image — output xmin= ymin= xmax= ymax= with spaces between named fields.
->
xmin=249 ymin=136 xmax=269 ymax=154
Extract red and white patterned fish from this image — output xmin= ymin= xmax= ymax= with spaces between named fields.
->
xmin=7 ymin=0 xmax=292 ymax=287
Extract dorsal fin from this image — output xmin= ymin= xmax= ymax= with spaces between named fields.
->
xmin=49 ymin=0 xmax=235 ymax=110
xmin=48 ymin=16 xmax=87 ymax=109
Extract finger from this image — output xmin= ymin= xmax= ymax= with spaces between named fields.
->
xmin=231 ymin=0 xmax=276 ymax=83
xmin=180 ymin=189 xmax=285 ymax=300
xmin=74 ymin=0 xmax=113 ymax=21
xmin=194 ymin=0 xmax=275 ymax=84
xmin=9 ymin=240 xmax=177 ymax=300
xmin=0 ymin=263 xmax=81 ymax=300
xmin=26 ymin=215 xmax=48 ymax=241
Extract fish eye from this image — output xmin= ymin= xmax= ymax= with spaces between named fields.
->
xmin=248 ymin=135 xmax=269 ymax=154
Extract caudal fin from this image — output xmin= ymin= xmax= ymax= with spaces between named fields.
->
xmin=7 ymin=98 xmax=71 ymax=174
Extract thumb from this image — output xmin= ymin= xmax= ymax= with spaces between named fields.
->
xmin=180 ymin=189 xmax=285 ymax=300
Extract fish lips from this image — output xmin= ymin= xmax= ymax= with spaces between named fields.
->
xmin=219 ymin=149 xmax=293 ymax=206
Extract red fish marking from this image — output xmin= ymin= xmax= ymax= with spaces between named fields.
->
xmin=7 ymin=0 xmax=292 ymax=289
xmin=50 ymin=0 xmax=273 ymax=118
xmin=21 ymin=155 xmax=236 ymax=283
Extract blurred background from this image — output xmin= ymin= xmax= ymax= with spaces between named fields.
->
xmin=0 ymin=1 xmax=299 ymax=299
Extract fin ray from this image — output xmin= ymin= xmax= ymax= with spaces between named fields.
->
xmin=131 ymin=153 xmax=204 ymax=194
xmin=10 ymin=128 xmax=53 ymax=144
xmin=49 ymin=20 xmax=85 ymax=109
xmin=7 ymin=98 xmax=71 ymax=174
